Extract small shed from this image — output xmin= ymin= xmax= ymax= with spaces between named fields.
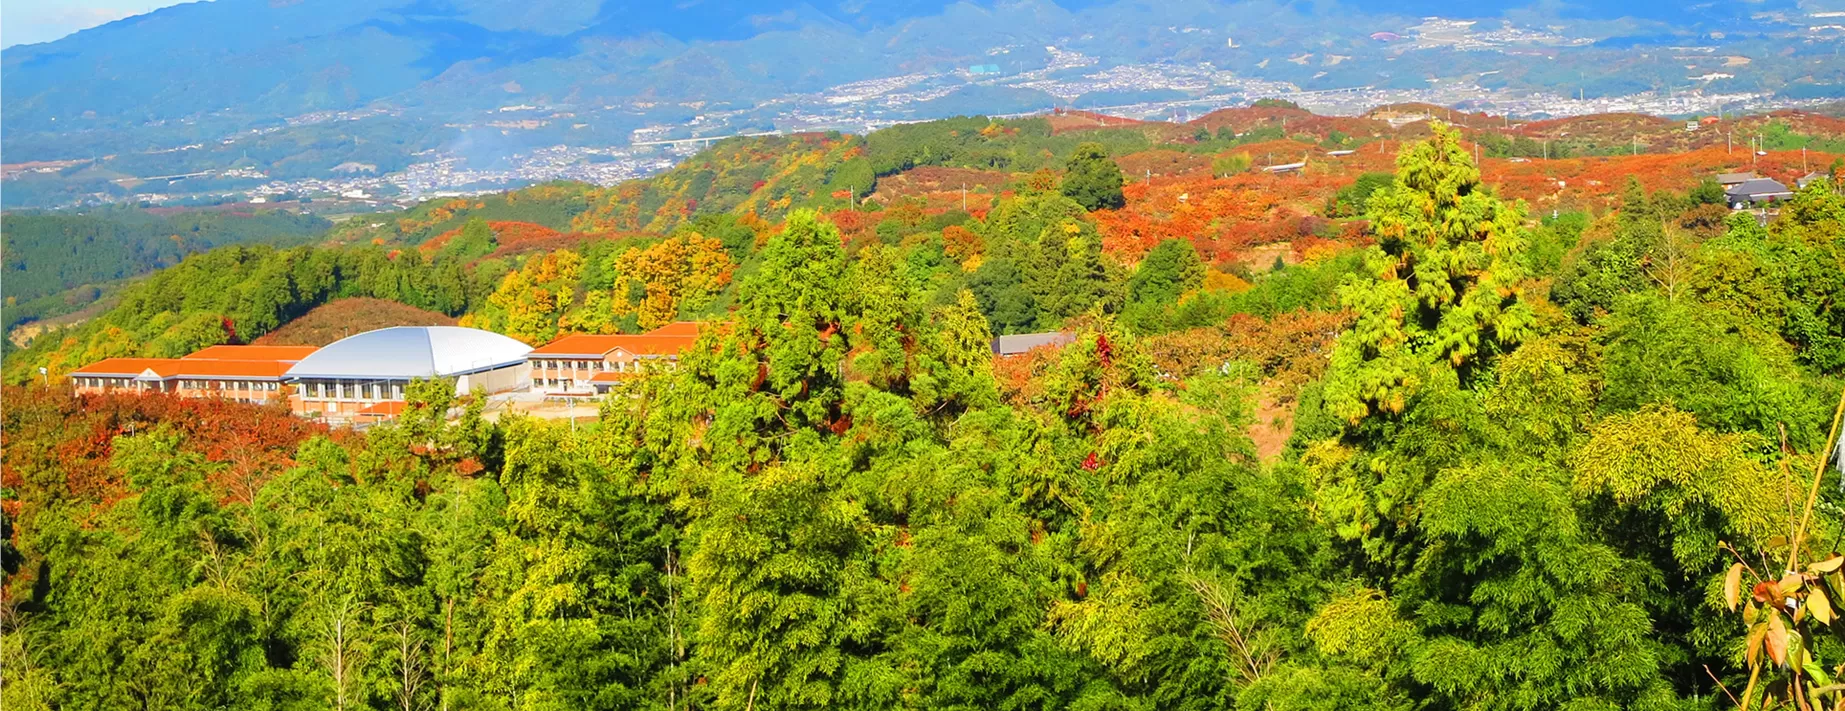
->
xmin=992 ymin=332 xmax=1076 ymax=358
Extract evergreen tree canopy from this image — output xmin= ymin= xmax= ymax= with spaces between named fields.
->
xmin=1323 ymin=122 xmax=1535 ymax=422
xmin=1059 ymin=142 xmax=1126 ymax=211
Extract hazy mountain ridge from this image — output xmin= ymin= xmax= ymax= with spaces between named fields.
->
xmin=4 ymin=0 xmax=1840 ymax=210
xmin=5 ymin=0 xmax=1798 ymax=140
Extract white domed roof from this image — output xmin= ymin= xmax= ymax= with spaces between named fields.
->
xmin=285 ymin=326 xmax=532 ymax=380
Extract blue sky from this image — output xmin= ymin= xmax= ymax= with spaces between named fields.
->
xmin=2 ymin=0 xmax=197 ymax=48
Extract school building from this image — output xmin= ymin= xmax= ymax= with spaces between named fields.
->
xmin=527 ymin=322 xmax=701 ymax=396
xmin=66 ymin=323 xmax=707 ymax=421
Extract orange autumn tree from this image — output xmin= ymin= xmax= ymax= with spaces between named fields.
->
xmin=610 ymin=233 xmax=735 ymax=329
xmin=941 ymin=224 xmax=984 ymax=267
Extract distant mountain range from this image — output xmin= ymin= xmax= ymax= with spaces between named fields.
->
xmin=3 ymin=0 xmax=1841 ymax=208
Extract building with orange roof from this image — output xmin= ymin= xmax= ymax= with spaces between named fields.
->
xmin=644 ymin=321 xmax=702 ymax=337
xmin=70 ymin=354 xmax=300 ymax=405
xmin=69 ymin=326 xmax=533 ymax=422
xmin=527 ymin=322 xmax=701 ymax=395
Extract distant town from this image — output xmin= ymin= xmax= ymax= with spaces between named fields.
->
xmin=9 ymin=14 xmax=1844 ymax=213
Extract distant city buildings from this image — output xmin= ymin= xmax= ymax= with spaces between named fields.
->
xmin=14 ymin=12 xmax=1845 ymax=212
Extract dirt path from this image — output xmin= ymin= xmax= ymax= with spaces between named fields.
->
xmin=1247 ymin=386 xmax=1297 ymax=463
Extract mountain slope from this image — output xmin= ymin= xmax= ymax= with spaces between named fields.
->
xmin=3 ymin=0 xmax=1814 ymax=149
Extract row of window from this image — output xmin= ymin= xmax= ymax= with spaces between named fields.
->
xmin=77 ymin=365 xmax=681 ymax=401
xmin=299 ymin=380 xmax=406 ymax=401
xmin=75 ymin=376 xmax=281 ymax=390
xmin=176 ymin=379 xmax=280 ymax=392
xmin=534 ymin=357 xmax=675 ymax=374
xmin=74 ymin=376 xmax=283 ymax=400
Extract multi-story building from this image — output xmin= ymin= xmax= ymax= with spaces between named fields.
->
xmin=69 ymin=345 xmax=317 ymax=404
xmin=67 ymin=328 xmax=533 ymax=423
xmin=527 ymin=322 xmax=702 ymax=395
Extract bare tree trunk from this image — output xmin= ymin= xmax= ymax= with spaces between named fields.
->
xmin=441 ymin=597 xmax=454 ymax=711
xmin=1186 ymin=574 xmax=1280 ymax=687
xmin=666 ymin=545 xmax=682 ymax=711
xmin=396 ymin=619 xmax=428 ymax=711
xmin=326 ymin=597 xmax=362 ymax=711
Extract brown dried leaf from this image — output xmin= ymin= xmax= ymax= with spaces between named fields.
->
xmin=1768 ymin=610 xmax=1790 ymax=667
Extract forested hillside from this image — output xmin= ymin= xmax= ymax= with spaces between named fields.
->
xmin=0 ymin=206 xmax=331 ymax=331
xmin=4 ymin=123 xmax=1845 ymax=710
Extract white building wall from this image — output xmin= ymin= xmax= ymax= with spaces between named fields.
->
xmin=456 ymin=362 xmax=530 ymax=396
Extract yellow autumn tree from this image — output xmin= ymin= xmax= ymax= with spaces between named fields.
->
xmin=468 ymin=249 xmax=583 ymax=344
xmin=611 ymin=233 xmax=735 ymax=330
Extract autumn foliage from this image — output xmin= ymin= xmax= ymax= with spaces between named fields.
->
xmin=420 ymin=220 xmax=563 ymax=254
xmin=1 ymin=385 xmax=324 ymax=509
xmin=610 ymin=233 xmax=735 ymax=329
